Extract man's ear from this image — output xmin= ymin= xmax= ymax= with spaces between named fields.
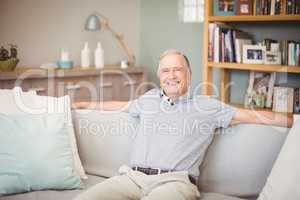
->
xmin=187 ymin=70 xmax=192 ymax=85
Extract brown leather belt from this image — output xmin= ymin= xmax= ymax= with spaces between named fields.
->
xmin=132 ymin=166 xmax=171 ymax=175
xmin=132 ymin=166 xmax=197 ymax=185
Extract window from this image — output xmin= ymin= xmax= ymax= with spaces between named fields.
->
xmin=179 ymin=0 xmax=204 ymax=23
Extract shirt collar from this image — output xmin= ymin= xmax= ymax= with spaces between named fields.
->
xmin=159 ymin=88 xmax=192 ymax=106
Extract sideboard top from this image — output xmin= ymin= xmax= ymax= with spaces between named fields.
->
xmin=0 ymin=66 xmax=146 ymax=80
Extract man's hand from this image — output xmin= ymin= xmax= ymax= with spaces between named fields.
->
xmin=72 ymin=102 xmax=87 ymax=109
xmin=231 ymin=108 xmax=293 ymax=128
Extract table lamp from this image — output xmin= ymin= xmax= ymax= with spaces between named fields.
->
xmin=85 ymin=12 xmax=136 ymax=66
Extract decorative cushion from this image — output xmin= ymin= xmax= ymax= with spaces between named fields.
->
xmin=0 ymin=87 xmax=37 ymax=114
xmin=30 ymin=95 xmax=87 ymax=179
xmin=258 ymin=115 xmax=300 ymax=200
xmin=0 ymin=88 xmax=87 ymax=179
xmin=0 ymin=113 xmax=81 ymax=196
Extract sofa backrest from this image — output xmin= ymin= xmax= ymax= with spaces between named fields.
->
xmin=72 ymin=110 xmax=289 ymax=198
xmin=72 ymin=110 xmax=137 ymax=178
xmin=198 ymin=124 xmax=289 ymax=198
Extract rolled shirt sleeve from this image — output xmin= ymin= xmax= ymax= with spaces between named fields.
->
xmin=212 ymin=100 xmax=237 ymax=128
xmin=128 ymin=98 xmax=141 ymax=118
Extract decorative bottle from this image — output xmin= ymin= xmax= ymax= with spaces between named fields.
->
xmin=81 ymin=42 xmax=90 ymax=68
xmin=94 ymin=42 xmax=104 ymax=68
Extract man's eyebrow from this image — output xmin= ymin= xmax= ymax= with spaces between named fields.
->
xmin=161 ymin=65 xmax=186 ymax=69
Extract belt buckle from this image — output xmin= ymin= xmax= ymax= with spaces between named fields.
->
xmin=133 ymin=166 xmax=138 ymax=171
xmin=152 ymin=167 xmax=161 ymax=175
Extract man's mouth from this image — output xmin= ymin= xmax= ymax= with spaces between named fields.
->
xmin=165 ymin=80 xmax=180 ymax=86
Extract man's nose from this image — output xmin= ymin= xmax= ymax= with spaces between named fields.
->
xmin=169 ymin=70 xmax=176 ymax=78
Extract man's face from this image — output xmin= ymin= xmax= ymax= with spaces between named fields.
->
xmin=159 ymin=54 xmax=191 ymax=97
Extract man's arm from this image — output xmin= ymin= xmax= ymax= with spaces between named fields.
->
xmin=231 ymin=108 xmax=293 ymax=128
xmin=72 ymin=101 xmax=130 ymax=111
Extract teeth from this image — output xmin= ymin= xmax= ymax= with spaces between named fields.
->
xmin=166 ymin=80 xmax=180 ymax=85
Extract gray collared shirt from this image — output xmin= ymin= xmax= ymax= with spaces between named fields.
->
xmin=128 ymin=88 xmax=236 ymax=177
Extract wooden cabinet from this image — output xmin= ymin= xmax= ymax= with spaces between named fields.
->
xmin=0 ymin=66 xmax=147 ymax=102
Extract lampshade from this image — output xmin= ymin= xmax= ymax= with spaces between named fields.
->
xmin=84 ymin=12 xmax=136 ymax=65
xmin=85 ymin=14 xmax=101 ymax=31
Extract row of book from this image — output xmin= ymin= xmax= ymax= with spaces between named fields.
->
xmin=263 ymin=39 xmax=300 ymax=66
xmin=272 ymin=86 xmax=300 ymax=113
xmin=208 ymin=23 xmax=252 ymax=63
xmin=285 ymin=0 xmax=300 ymax=14
xmin=214 ymin=0 xmax=300 ymax=16
xmin=254 ymin=0 xmax=300 ymax=15
xmin=208 ymin=23 xmax=300 ymax=66
xmin=282 ymin=40 xmax=300 ymax=66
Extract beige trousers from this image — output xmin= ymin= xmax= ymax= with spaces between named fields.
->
xmin=74 ymin=165 xmax=200 ymax=200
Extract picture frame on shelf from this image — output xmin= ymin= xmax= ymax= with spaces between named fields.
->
xmin=272 ymin=87 xmax=294 ymax=113
xmin=245 ymin=71 xmax=276 ymax=108
xmin=294 ymin=88 xmax=300 ymax=114
xmin=236 ymin=0 xmax=253 ymax=15
xmin=213 ymin=0 xmax=236 ymax=16
xmin=264 ymin=51 xmax=281 ymax=65
xmin=243 ymin=45 xmax=266 ymax=64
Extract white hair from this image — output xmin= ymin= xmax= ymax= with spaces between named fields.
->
xmin=157 ymin=49 xmax=191 ymax=77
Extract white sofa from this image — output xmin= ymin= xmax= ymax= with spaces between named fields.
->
xmin=0 ymin=110 xmax=289 ymax=200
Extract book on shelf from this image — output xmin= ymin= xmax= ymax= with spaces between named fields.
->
xmin=288 ymin=41 xmax=300 ymax=66
xmin=208 ymin=23 xmax=253 ymax=63
xmin=272 ymin=86 xmax=294 ymax=113
xmin=208 ymin=25 xmax=300 ymax=66
xmin=235 ymin=38 xmax=252 ymax=63
xmin=285 ymin=0 xmax=300 ymax=14
xmin=249 ymin=0 xmax=299 ymax=15
xmin=282 ymin=40 xmax=300 ymax=66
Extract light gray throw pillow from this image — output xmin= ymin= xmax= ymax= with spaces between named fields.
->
xmin=258 ymin=115 xmax=300 ymax=200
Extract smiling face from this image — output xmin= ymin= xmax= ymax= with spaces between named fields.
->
xmin=158 ymin=53 xmax=191 ymax=98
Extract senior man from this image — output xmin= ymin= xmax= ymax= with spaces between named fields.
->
xmin=73 ymin=49 xmax=293 ymax=200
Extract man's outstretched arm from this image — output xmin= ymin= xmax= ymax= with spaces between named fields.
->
xmin=72 ymin=101 xmax=130 ymax=111
xmin=231 ymin=108 xmax=294 ymax=128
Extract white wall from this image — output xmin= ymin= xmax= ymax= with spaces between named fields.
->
xmin=0 ymin=0 xmax=140 ymax=67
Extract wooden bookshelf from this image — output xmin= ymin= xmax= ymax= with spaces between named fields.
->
xmin=208 ymin=14 xmax=300 ymax=22
xmin=202 ymin=0 xmax=300 ymax=112
xmin=208 ymin=62 xmax=300 ymax=74
xmin=229 ymin=102 xmax=272 ymax=111
xmin=229 ymin=102 xmax=293 ymax=117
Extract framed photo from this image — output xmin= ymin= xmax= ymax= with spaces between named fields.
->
xmin=272 ymin=87 xmax=294 ymax=113
xmin=237 ymin=0 xmax=253 ymax=15
xmin=294 ymin=88 xmax=300 ymax=113
xmin=264 ymin=51 xmax=281 ymax=65
xmin=243 ymin=45 xmax=266 ymax=64
xmin=214 ymin=0 xmax=236 ymax=16
xmin=245 ymin=71 xmax=276 ymax=108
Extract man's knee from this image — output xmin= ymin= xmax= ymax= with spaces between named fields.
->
xmin=141 ymin=182 xmax=200 ymax=200
xmin=73 ymin=175 xmax=140 ymax=200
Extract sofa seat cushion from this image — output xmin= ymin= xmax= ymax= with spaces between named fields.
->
xmin=0 ymin=174 xmax=249 ymax=200
xmin=200 ymin=192 xmax=246 ymax=200
xmin=0 ymin=175 xmax=106 ymax=200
